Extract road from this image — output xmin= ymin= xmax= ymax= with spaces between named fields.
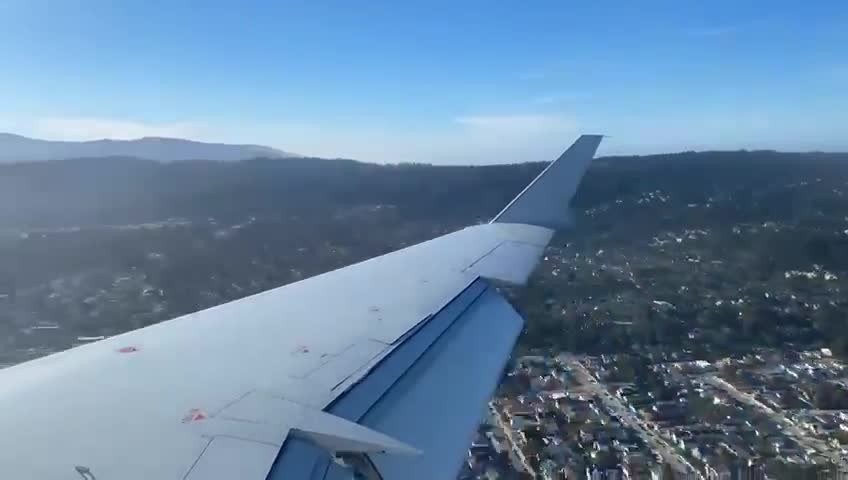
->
xmin=563 ymin=355 xmax=703 ymax=479
xmin=489 ymin=402 xmax=535 ymax=477
xmin=704 ymin=375 xmax=846 ymax=467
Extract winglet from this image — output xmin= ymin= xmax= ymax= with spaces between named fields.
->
xmin=491 ymin=134 xmax=602 ymax=229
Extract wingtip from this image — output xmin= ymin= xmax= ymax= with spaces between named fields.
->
xmin=575 ymin=133 xmax=605 ymax=144
xmin=576 ymin=134 xmax=607 ymax=143
xmin=491 ymin=134 xmax=602 ymax=229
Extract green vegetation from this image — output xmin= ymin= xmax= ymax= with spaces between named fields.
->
xmin=2 ymin=149 xmax=848 ymax=363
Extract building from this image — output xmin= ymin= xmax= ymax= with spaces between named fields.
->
xmin=737 ymin=460 xmax=766 ymax=480
xmin=705 ymin=457 xmax=766 ymax=480
xmin=0 ymin=276 xmax=14 ymax=306
xmin=622 ymin=454 xmax=657 ymax=480
xmin=586 ymin=467 xmax=623 ymax=480
xmin=705 ymin=463 xmax=731 ymax=480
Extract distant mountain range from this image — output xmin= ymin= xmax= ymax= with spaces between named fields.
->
xmin=0 ymin=133 xmax=296 ymax=163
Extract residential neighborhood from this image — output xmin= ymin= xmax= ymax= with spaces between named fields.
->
xmin=460 ymin=350 xmax=848 ymax=479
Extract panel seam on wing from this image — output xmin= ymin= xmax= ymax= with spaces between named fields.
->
xmin=461 ymin=239 xmax=548 ymax=273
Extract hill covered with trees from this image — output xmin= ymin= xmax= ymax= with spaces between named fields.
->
xmin=2 ymin=149 xmax=848 ymax=364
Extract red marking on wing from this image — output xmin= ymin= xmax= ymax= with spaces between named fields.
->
xmin=117 ymin=346 xmax=139 ymax=353
xmin=182 ymin=408 xmax=208 ymax=423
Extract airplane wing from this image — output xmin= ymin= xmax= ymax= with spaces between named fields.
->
xmin=0 ymin=135 xmax=602 ymax=479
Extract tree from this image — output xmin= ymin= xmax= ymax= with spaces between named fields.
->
xmin=815 ymin=382 xmax=848 ymax=410
xmin=805 ymin=235 xmax=832 ymax=265
xmin=661 ymin=463 xmax=677 ymax=480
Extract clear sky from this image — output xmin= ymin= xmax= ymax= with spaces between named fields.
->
xmin=0 ymin=1 xmax=845 ymax=164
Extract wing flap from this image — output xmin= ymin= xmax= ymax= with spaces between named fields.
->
xmin=349 ymin=283 xmax=524 ymax=480
xmin=268 ymin=280 xmax=523 ymax=480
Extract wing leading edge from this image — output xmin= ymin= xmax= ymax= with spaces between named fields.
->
xmin=0 ymin=135 xmax=602 ymax=479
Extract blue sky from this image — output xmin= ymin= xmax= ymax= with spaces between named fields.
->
xmin=0 ymin=1 xmax=845 ymax=164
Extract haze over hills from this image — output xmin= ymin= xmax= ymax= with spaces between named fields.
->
xmin=0 ymin=133 xmax=295 ymax=163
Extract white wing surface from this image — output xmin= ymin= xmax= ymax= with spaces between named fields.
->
xmin=0 ymin=135 xmax=602 ymax=479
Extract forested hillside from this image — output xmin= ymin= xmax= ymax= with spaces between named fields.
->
xmin=2 ymin=150 xmax=848 ymax=364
